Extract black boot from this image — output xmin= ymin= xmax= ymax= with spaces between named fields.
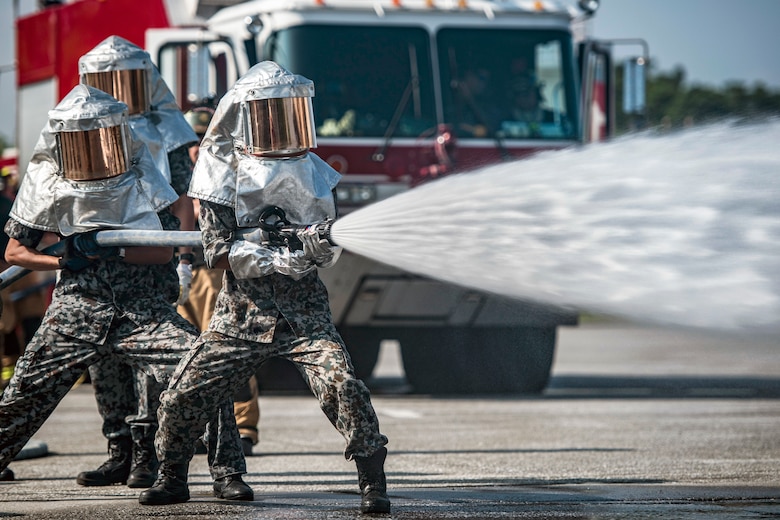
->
xmin=138 ymin=463 xmax=190 ymax=505
xmin=213 ymin=474 xmax=254 ymax=501
xmin=355 ymin=447 xmax=391 ymax=514
xmin=76 ymin=436 xmax=132 ymax=486
xmin=127 ymin=426 xmax=159 ymax=488
xmin=0 ymin=467 xmax=14 ymax=481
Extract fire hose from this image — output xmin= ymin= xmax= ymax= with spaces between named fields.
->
xmin=0 ymin=206 xmax=335 ymax=312
xmin=0 ymin=230 xmax=203 ymax=291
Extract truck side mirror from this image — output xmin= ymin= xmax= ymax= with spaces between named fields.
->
xmin=623 ymin=56 xmax=646 ymax=115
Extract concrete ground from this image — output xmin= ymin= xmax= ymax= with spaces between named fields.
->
xmin=1 ymin=322 xmax=778 ymax=519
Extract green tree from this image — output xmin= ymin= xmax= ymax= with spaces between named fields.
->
xmin=615 ymin=62 xmax=780 ymax=133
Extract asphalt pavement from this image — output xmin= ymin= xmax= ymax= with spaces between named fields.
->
xmin=1 ymin=322 xmax=779 ymax=519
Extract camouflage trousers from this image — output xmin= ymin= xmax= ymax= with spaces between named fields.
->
xmin=0 ymin=313 xmax=246 ymax=479
xmin=157 ymin=323 xmax=389 ymax=468
xmin=88 ymin=359 xmax=165 ymax=440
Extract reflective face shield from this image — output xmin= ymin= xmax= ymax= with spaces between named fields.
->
xmin=82 ymin=69 xmax=150 ymax=115
xmin=244 ymin=96 xmax=316 ymax=156
xmin=56 ymin=123 xmax=130 ymax=181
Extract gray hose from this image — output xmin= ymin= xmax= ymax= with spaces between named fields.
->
xmin=0 ymin=230 xmax=203 ymax=290
xmin=92 ymin=230 xmax=202 ymax=247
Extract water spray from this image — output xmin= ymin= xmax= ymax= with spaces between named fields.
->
xmin=326 ymin=119 xmax=780 ymax=336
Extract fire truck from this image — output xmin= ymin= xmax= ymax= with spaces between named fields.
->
xmin=15 ymin=0 xmax=645 ymax=394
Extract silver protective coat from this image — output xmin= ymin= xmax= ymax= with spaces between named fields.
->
xmin=78 ymin=35 xmax=198 ymax=183
xmin=10 ymin=85 xmax=179 ymax=235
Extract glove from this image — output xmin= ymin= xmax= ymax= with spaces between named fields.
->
xmin=239 ymin=226 xmax=303 ymax=251
xmin=228 ymin=240 xmax=315 ymax=281
xmin=272 ymin=247 xmax=315 ymax=279
xmin=297 ymin=226 xmax=341 ymax=268
xmin=72 ymin=231 xmax=121 ymax=260
xmin=58 ymin=237 xmax=95 ymax=272
xmin=176 ymin=262 xmax=193 ymax=305
xmin=237 ymin=227 xmax=271 ymax=245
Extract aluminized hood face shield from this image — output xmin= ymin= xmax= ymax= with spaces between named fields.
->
xmin=57 ymin=124 xmax=130 ymax=181
xmin=243 ymin=97 xmax=316 ymax=155
xmin=47 ymin=84 xmax=131 ymax=181
xmin=82 ymin=69 xmax=150 ymax=115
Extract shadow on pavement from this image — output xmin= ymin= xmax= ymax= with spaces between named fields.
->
xmin=545 ymin=375 xmax=780 ymax=399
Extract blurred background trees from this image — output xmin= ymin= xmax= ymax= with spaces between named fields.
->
xmin=616 ymin=62 xmax=780 ymax=133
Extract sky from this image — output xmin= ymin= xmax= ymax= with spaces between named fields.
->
xmin=1 ymin=0 xmax=779 ymax=148
xmin=591 ymin=0 xmax=780 ymax=88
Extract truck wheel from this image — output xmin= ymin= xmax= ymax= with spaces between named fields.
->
xmin=337 ymin=326 xmax=382 ymax=381
xmin=256 ymin=358 xmax=308 ymax=393
xmin=398 ymin=326 xmax=556 ymax=394
xmin=255 ymin=326 xmax=382 ymax=392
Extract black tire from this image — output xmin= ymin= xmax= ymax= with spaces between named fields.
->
xmin=398 ymin=326 xmax=556 ymax=394
xmin=255 ymin=357 xmax=308 ymax=393
xmin=254 ymin=326 xmax=382 ymax=392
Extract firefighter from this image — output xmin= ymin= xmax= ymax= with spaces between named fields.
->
xmin=178 ymin=107 xmax=223 ymax=333
xmin=139 ymin=61 xmax=390 ymax=514
xmin=0 ymin=166 xmax=52 ymax=395
xmin=503 ymin=73 xmax=556 ymax=137
xmin=75 ymin=35 xmax=198 ymax=488
xmin=180 ymin=106 xmax=261 ymax=456
xmin=0 ymin=85 xmax=253 ymax=501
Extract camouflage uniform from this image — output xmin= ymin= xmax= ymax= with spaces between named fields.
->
xmin=155 ymin=200 xmax=388 ymax=467
xmin=88 ymin=145 xmax=194 ymax=443
xmin=0 ymin=212 xmax=246 ymax=480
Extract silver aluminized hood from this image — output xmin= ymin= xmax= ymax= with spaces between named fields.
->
xmin=188 ymin=61 xmax=339 ymax=226
xmin=11 ymin=85 xmax=179 ymax=235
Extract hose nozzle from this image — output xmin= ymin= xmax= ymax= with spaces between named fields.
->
xmin=304 ymin=219 xmax=336 ymax=246
xmin=258 ymin=206 xmax=338 ymax=247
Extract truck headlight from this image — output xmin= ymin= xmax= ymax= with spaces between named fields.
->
xmin=336 ymin=184 xmax=377 ymax=205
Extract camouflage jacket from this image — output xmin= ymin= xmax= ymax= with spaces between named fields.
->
xmin=4 ymin=211 xmax=180 ymax=344
xmin=168 ymin=145 xmax=193 ymax=197
xmin=200 ymin=200 xmax=338 ymax=343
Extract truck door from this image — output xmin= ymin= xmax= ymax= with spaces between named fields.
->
xmin=146 ymin=29 xmax=239 ymax=110
xmin=578 ymin=41 xmax=613 ymax=142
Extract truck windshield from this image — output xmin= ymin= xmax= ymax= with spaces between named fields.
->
xmin=438 ymin=27 xmax=579 ymax=140
xmin=266 ymin=24 xmax=578 ymax=141
xmin=267 ymin=25 xmax=436 ymax=138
